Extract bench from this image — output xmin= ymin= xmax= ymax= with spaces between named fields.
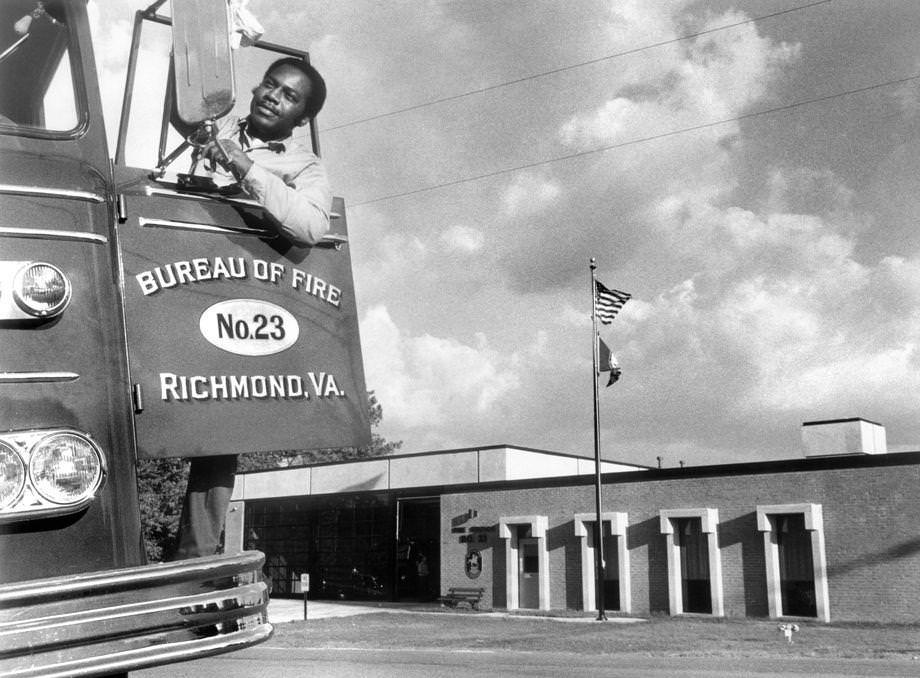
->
xmin=438 ymin=587 xmax=485 ymax=610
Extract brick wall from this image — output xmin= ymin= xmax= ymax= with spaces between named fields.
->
xmin=440 ymin=457 xmax=920 ymax=622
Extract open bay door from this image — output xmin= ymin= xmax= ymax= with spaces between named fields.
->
xmin=114 ymin=1 xmax=370 ymax=459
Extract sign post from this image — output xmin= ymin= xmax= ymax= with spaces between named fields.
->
xmin=301 ymin=574 xmax=310 ymax=620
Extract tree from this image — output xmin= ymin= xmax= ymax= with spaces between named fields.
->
xmin=238 ymin=391 xmax=401 ymax=471
xmin=137 ymin=391 xmax=401 ymax=559
xmin=135 ymin=457 xmax=188 ymax=561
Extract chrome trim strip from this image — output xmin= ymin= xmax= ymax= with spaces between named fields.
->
xmin=0 ymin=227 xmax=107 ymax=244
xmin=138 ymin=217 xmax=268 ymax=237
xmin=0 ymin=552 xmax=272 ymax=677
xmin=0 ymin=496 xmax=97 ymax=525
xmin=0 ymin=550 xmax=267 ymax=601
xmin=146 ymin=187 xmax=342 ymax=219
xmin=0 ymin=372 xmax=80 ymax=383
xmin=145 ymin=185 xmax=261 ymax=208
xmin=322 ymin=233 xmax=348 ymax=245
xmin=24 ymin=624 xmax=275 ymax=678
xmin=0 ymin=184 xmax=105 ymax=203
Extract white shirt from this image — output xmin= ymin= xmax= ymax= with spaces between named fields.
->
xmin=215 ymin=117 xmax=332 ymax=246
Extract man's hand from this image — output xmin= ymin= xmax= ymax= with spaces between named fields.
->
xmin=199 ymin=138 xmax=254 ymax=181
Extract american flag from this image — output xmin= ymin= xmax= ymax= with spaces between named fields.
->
xmin=595 ymin=280 xmax=631 ymax=324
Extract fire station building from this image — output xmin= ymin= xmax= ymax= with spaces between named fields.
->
xmin=225 ymin=418 xmax=920 ymax=623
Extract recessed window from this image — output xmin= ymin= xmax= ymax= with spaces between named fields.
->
xmin=574 ymin=512 xmax=630 ymax=614
xmin=756 ymin=503 xmax=829 ymax=622
xmin=675 ymin=517 xmax=711 ymax=613
xmin=659 ymin=508 xmax=724 ymax=616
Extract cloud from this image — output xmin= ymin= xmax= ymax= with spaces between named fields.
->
xmin=501 ymin=174 xmax=562 ymax=216
xmin=89 ymin=1 xmax=172 ymax=160
xmin=561 ymin=8 xmax=799 ymax=150
xmin=360 ymin=305 xmax=522 ymax=433
xmin=440 ymin=224 xmax=484 ymax=253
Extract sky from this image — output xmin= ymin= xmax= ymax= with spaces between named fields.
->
xmin=89 ymin=0 xmax=920 ymax=468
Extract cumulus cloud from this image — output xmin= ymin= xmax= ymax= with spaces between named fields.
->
xmin=440 ymin=224 xmax=484 ymax=253
xmin=360 ymin=305 xmax=522 ymax=431
xmin=560 ymin=7 xmax=800 ymax=150
xmin=89 ymin=1 xmax=172 ymax=160
xmin=501 ymin=174 xmax=562 ymax=216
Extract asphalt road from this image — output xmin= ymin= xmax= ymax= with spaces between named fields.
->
xmin=132 ymin=601 xmax=920 ymax=677
xmin=134 ymin=645 xmax=920 ymax=678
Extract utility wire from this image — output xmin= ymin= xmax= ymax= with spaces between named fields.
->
xmin=326 ymin=0 xmax=835 ymax=132
xmin=351 ymin=72 xmax=920 ymax=208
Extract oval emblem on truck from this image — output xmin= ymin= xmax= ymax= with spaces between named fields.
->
xmin=199 ymin=299 xmax=300 ymax=356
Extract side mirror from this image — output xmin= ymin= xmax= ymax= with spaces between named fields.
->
xmin=170 ymin=0 xmax=235 ymax=125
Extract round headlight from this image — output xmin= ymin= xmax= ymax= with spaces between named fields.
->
xmin=29 ymin=433 xmax=103 ymax=505
xmin=14 ymin=262 xmax=72 ymax=317
xmin=0 ymin=442 xmax=26 ymax=509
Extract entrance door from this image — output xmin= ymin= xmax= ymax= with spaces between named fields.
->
xmin=518 ymin=538 xmax=540 ymax=609
xmin=396 ymin=497 xmax=440 ymax=601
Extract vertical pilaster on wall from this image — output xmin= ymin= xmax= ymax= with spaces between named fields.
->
xmin=756 ymin=503 xmax=830 ymax=623
xmin=573 ymin=512 xmax=630 ymax=613
xmin=659 ymin=508 xmax=724 ymax=617
xmin=707 ymin=519 xmax=724 ymax=617
xmin=761 ymin=528 xmax=783 ymax=618
xmin=224 ymin=500 xmax=246 ymax=553
xmin=498 ymin=515 xmax=549 ymax=610
xmin=664 ymin=528 xmax=682 ymax=615
xmin=810 ymin=518 xmax=830 ymax=623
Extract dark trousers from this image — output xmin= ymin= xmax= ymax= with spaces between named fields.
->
xmin=172 ymin=455 xmax=238 ymax=560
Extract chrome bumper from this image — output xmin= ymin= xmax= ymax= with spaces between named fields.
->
xmin=0 ymin=550 xmax=273 ymax=677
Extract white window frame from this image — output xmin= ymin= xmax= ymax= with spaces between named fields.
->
xmin=756 ymin=503 xmax=830 ymax=622
xmin=574 ymin=512 xmax=630 ymax=614
xmin=498 ymin=515 xmax=549 ymax=610
xmin=659 ymin=508 xmax=724 ymax=616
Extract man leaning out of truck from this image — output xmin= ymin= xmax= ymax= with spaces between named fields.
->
xmin=171 ymin=57 xmax=331 ymax=559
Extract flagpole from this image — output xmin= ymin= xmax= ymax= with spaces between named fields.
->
xmin=589 ymin=258 xmax=607 ymax=622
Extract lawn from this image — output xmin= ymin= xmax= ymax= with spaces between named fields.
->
xmin=271 ymin=610 xmax=920 ymax=661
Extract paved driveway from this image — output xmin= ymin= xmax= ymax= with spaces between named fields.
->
xmin=268 ymin=598 xmax=407 ymax=622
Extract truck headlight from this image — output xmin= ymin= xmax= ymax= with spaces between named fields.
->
xmin=28 ymin=432 xmax=103 ymax=504
xmin=0 ymin=442 xmax=26 ymax=509
xmin=13 ymin=262 xmax=72 ymax=317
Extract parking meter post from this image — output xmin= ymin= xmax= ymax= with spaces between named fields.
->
xmin=301 ymin=574 xmax=310 ymax=620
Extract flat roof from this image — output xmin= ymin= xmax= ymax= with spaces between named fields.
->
xmin=232 ymin=444 xmax=650 ymax=501
xmin=802 ymin=417 xmax=884 ymax=427
xmin=238 ymin=442 xmax=653 ymax=475
xmin=234 ymin=448 xmax=920 ymax=503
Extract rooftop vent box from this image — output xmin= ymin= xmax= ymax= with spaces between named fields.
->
xmin=801 ymin=418 xmax=887 ymax=457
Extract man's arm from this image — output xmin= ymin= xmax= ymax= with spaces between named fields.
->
xmin=241 ymin=159 xmax=332 ymax=246
xmin=206 ymin=139 xmax=332 ymax=247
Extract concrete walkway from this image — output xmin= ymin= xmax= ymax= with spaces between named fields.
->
xmin=268 ymin=598 xmax=440 ymax=622
xmin=267 ymin=598 xmax=645 ymax=624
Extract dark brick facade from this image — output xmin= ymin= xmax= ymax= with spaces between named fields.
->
xmin=439 ymin=452 xmax=920 ymax=622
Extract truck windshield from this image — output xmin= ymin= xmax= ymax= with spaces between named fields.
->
xmin=0 ymin=1 xmax=80 ymax=134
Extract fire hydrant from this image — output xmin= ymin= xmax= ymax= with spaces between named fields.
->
xmin=778 ymin=623 xmax=799 ymax=643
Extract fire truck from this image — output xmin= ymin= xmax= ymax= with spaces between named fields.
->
xmin=0 ymin=1 xmax=370 ymax=675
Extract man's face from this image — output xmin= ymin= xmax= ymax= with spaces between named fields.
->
xmin=248 ymin=64 xmax=311 ymax=140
